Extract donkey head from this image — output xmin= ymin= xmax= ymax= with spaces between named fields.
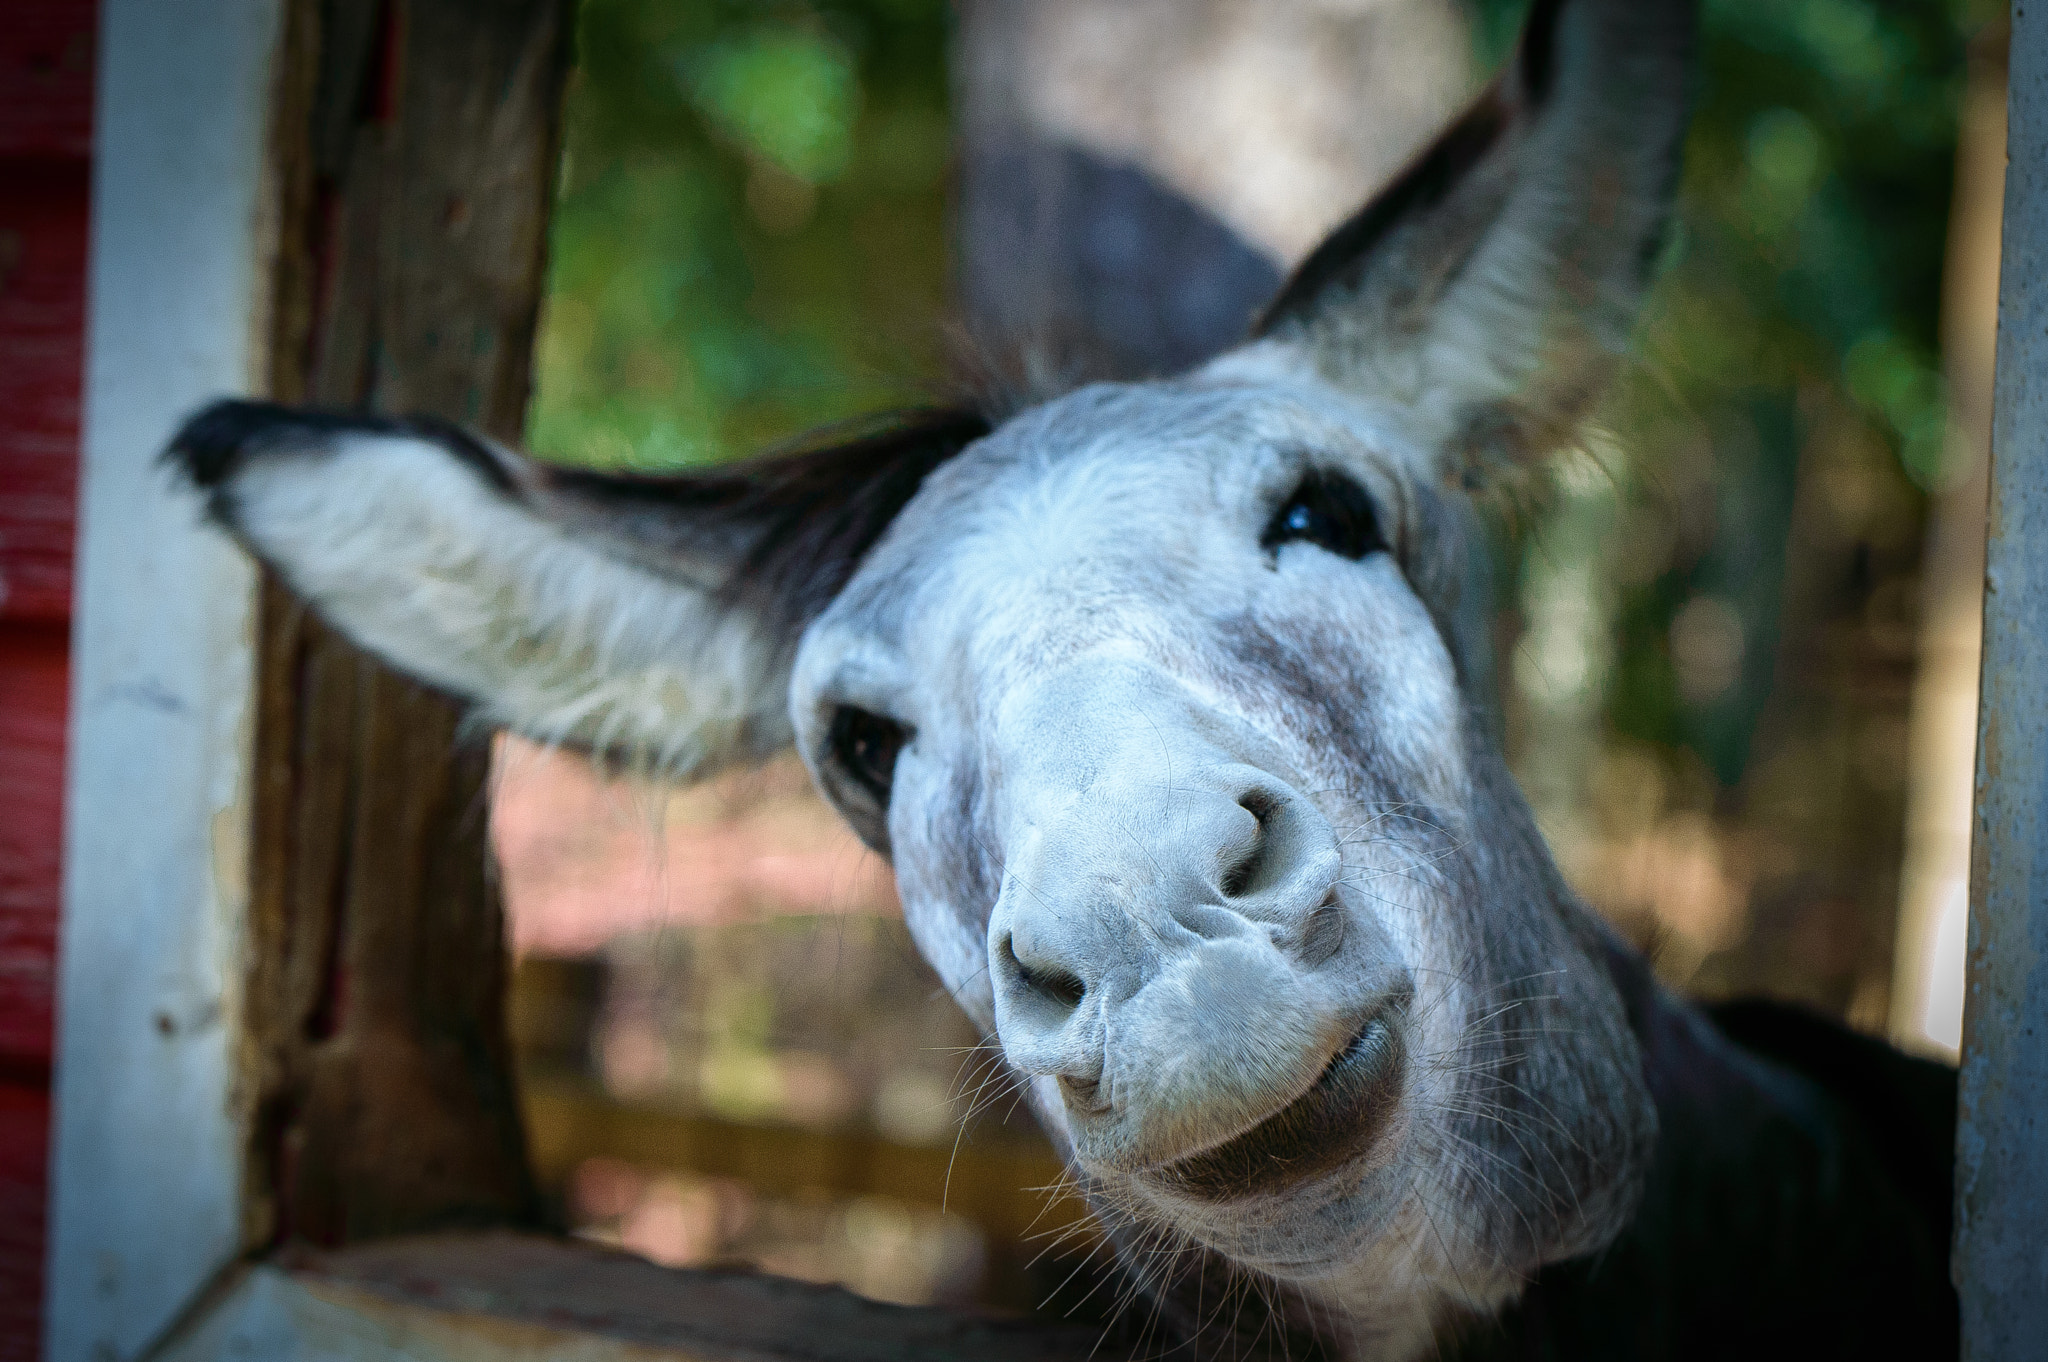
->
xmin=174 ymin=0 xmax=1692 ymax=1344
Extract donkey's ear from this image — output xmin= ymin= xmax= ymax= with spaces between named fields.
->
xmin=168 ymin=400 xmax=986 ymax=779
xmin=1233 ymin=0 xmax=1694 ymax=481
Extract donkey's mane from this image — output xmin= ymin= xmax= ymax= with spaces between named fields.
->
xmin=537 ymin=407 xmax=994 ymax=637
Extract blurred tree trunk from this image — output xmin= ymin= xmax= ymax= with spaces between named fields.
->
xmin=954 ymin=0 xmax=1471 ymax=380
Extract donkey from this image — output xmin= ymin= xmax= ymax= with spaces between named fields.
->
xmin=168 ymin=0 xmax=1956 ymax=1356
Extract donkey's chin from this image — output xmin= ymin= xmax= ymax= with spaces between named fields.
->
xmin=1062 ymin=1002 xmax=1419 ymax=1279
xmin=1146 ymin=1009 xmax=1408 ymax=1203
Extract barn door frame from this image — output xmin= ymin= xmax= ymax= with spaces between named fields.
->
xmin=44 ymin=3 xmax=282 ymax=1358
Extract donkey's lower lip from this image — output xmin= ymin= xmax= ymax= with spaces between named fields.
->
xmin=1146 ymin=1008 xmax=1407 ymax=1203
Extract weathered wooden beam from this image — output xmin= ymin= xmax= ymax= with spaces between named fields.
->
xmin=159 ymin=1233 xmax=1106 ymax=1361
xmin=243 ymin=0 xmax=571 ymax=1247
xmin=1956 ymin=2 xmax=2048 ymax=1352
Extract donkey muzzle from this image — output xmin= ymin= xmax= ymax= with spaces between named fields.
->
xmin=982 ymin=664 xmax=1411 ymax=1182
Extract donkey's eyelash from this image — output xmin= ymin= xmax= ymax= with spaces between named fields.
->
xmin=1261 ymin=468 xmax=1387 ymax=561
xmin=829 ymin=704 xmax=910 ymax=805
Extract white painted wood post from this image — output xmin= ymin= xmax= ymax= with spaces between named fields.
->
xmin=45 ymin=2 xmax=284 ymax=1358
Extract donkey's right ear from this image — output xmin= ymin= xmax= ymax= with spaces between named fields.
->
xmin=168 ymin=400 xmax=986 ymax=779
xmin=1222 ymin=0 xmax=1695 ymax=484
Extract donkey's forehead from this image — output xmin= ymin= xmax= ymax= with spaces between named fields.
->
xmin=829 ymin=378 xmax=1416 ymax=629
xmin=963 ymin=376 xmax=1419 ymax=500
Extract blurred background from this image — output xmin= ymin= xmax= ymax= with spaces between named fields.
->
xmin=488 ymin=0 xmax=2006 ymax=1317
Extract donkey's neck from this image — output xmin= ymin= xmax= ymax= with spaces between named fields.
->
xmin=1436 ymin=942 xmax=1958 ymax=1362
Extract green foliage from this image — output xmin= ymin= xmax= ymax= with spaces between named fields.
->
xmin=685 ymin=28 xmax=859 ymax=183
xmin=1473 ymin=0 xmax=1996 ymax=785
xmin=529 ymin=0 xmax=955 ymax=472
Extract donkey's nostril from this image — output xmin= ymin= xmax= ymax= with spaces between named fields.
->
xmin=1220 ymin=789 xmax=1278 ymax=898
xmin=1059 ymin=1073 xmax=1108 ymax=1112
xmin=998 ymin=932 xmax=1088 ymax=1012
xmin=1022 ymin=961 xmax=1087 ymax=1009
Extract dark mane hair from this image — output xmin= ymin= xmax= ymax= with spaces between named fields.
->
xmin=533 ymin=406 xmax=993 ymax=638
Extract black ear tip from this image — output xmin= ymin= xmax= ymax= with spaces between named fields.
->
xmin=1517 ymin=0 xmax=1696 ymax=112
xmin=164 ymin=398 xmax=307 ymax=487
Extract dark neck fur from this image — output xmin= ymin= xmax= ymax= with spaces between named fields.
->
xmin=1444 ymin=941 xmax=1957 ymax=1361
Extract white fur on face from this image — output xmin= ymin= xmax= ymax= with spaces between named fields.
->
xmin=793 ymin=380 xmax=1495 ymax=1294
xmin=219 ymin=434 xmax=791 ymax=777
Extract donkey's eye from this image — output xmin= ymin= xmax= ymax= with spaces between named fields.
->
xmin=830 ymin=706 xmax=908 ymax=803
xmin=1263 ymin=470 xmax=1386 ymax=560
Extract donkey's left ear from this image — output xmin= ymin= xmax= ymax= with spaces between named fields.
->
xmin=1225 ymin=0 xmax=1695 ymax=481
xmin=168 ymin=401 xmax=986 ymax=780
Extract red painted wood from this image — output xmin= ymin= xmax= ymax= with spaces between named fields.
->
xmin=0 ymin=2 xmax=95 ymax=161
xmin=0 ymin=2 xmax=94 ymax=1349
xmin=0 ymin=163 xmax=87 ymax=626
xmin=0 ymin=627 xmax=64 ymax=1071
xmin=0 ymin=1082 xmax=49 ymax=1360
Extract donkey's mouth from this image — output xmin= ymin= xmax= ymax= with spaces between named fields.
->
xmin=1148 ymin=1009 xmax=1407 ymax=1202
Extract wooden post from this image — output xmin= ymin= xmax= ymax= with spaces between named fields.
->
xmin=242 ymin=0 xmax=571 ymax=1247
xmin=1956 ymin=2 xmax=2048 ymax=1352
